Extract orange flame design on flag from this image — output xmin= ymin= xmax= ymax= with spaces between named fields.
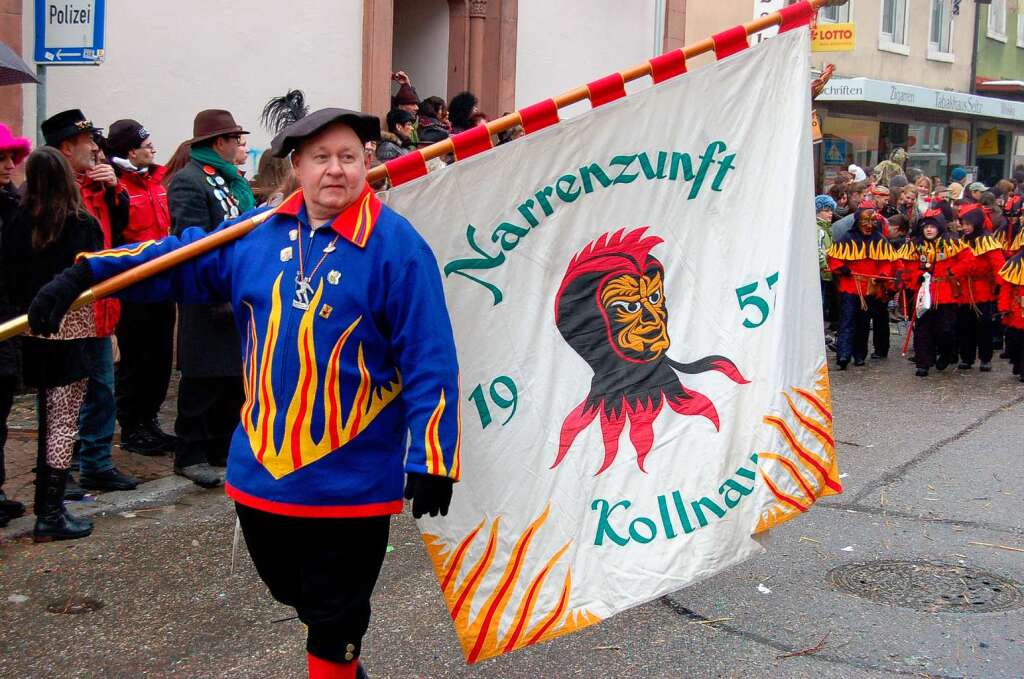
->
xmin=756 ymin=363 xmax=841 ymax=532
xmin=240 ymin=273 xmax=403 ymax=479
xmin=422 ymin=506 xmax=600 ymax=663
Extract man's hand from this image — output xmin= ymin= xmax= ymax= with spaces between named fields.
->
xmin=403 ymin=473 xmax=454 ymax=519
xmin=834 ymin=264 xmax=851 ymax=277
xmin=87 ymin=163 xmax=117 ymax=187
xmin=393 ymin=71 xmax=411 ymax=86
xmin=27 ymin=261 xmax=94 ymax=336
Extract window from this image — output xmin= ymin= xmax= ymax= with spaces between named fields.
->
xmin=988 ymin=0 xmax=1007 ymax=42
xmin=928 ymin=0 xmax=954 ymax=61
xmin=819 ymin=1 xmax=851 ymax=23
xmin=880 ymin=0 xmax=909 ymax=51
xmin=1017 ymin=12 xmax=1024 ymax=49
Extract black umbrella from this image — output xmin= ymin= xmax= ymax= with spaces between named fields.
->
xmin=0 ymin=41 xmax=38 ymax=86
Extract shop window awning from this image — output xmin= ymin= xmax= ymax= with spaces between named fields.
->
xmin=976 ymin=79 xmax=1024 ymax=95
xmin=817 ymin=77 xmax=1024 ymax=122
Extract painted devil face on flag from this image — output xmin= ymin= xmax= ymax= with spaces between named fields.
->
xmin=553 ymin=228 xmax=749 ymax=475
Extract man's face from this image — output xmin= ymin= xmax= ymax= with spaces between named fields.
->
xmin=899 ymin=189 xmax=916 ymax=207
xmin=0 ymin=151 xmax=16 ymax=185
xmin=971 ymin=189 xmax=983 ymax=201
xmin=129 ymin=138 xmax=156 ymax=169
xmin=857 ymin=210 xmax=876 ymax=235
xmin=60 ymin=132 xmax=97 ymax=173
xmin=873 ymin=193 xmax=888 ymax=209
xmin=234 ymin=136 xmax=249 ymax=166
xmin=213 ymin=134 xmax=243 ymax=164
xmin=292 ymin=123 xmax=367 ymax=219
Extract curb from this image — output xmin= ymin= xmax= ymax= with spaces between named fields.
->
xmin=0 ymin=474 xmax=208 ymax=542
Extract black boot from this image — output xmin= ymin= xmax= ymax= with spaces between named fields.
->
xmin=0 ymin=489 xmax=25 ymax=524
xmin=64 ymin=470 xmax=85 ymax=501
xmin=33 ymin=465 xmax=93 ymax=542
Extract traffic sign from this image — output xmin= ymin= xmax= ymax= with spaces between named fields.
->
xmin=33 ymin=0 xmax=106 ymax=65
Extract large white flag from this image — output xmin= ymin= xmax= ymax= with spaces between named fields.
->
xmin=383 ymin=27 xmax=839 ymax=663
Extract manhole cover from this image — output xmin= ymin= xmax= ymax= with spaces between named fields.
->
xmin=829 ymin=560 xmax=1024 ymax=613
xmin=46 ymin=596 xmax=104 ymax=615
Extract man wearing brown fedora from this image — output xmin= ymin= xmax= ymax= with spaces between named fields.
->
xmin=166 ymin=109 xmax=255 ymax=488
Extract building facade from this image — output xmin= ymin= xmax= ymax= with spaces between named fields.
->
xmin=973 ymin=0 xmax=1024 ymax=182
xmin=10 ymin=0 xmax=667 ymax=172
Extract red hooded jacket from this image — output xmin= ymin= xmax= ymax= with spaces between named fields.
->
xmin=78 ymin=176 xmax=124 ymax=336
xmin=997 ymin=254 xmax=1024 ymax=330
xmin=963 ymin=234 xmax=1006 ymax=304
xmin=116 ymin=164 xmax=170 ymax=244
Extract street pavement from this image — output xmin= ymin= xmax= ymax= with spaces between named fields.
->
xmin=1 ymin=351 xmax=1022 ymax=678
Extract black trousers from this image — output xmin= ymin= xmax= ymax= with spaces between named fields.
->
xmin=867 ymin=296 xmax=890 ymax=358
xmin=914 ymin=305 xmax=958 ymax=369
xmin=1007 ymin=327 xmax=1024 ymax=372
xmin=0 ymin=376 xmax=15 ymax=489
xmin=236 ymin=503 xmax=391 ymax=663
xmin=837 ymin=294 xmax=889 ymax=361
xmin=115 ymin=301 xmax=176 ymax=429
xmin=174 ymin=375 xmax=243 ymax=467
xmin=956 ymin=301 xmax=996 ymax=366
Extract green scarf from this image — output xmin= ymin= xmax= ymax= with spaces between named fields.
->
xmin=190 ymin=145 xmax=256 ymax=213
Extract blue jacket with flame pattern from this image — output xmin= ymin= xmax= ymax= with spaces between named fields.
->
xmin=82 ymin=184 xmax=461 ymax=517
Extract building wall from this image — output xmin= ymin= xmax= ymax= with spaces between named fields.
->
xmin=813 ymin=0 xmax=973 ymax=92
xmin=20 ymin=0 xmax=363 ymax=172
xmin=393 ymin=0 xmax=449 ymax=103
xmin=514 ymin=0 xmax=658 ymax=112
xmin=976 ymin=4 xmax=1024 ymax=82
xmin=1 ymin=0 xmax=24 ymax=136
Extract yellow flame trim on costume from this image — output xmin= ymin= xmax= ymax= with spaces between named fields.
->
xmin=826 ymin=239 xmax=897 ymax=262
xmin=969 ymin=235 xmax=1003 ymax=257
xmin=895 ymin=238 xmax=967 ymax=262
xmin=1000 ymin=257 xmax=1024 ymax=286
xmin=240 ymin=272 xmax=403 ymax=479
xmin=76 ymin=239 xmax=158 ymax=261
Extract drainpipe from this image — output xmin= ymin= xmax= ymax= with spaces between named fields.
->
xmin=967 ymin=0 xmax=981 ymax=167
xmin=653 ymin=0 xmax=667 ymax=55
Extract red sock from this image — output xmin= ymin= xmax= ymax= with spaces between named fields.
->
xmin=307 ymin=652 xmax=359 ymax=679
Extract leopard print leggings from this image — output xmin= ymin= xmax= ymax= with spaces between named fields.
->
xmin=40 ymin=379 xmax=88 ymax=469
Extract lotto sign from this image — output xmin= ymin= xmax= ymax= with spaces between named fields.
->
xmin=383 ymin=28 xmax=839 ymax=663
xmin=812 ymin=22 xmax=856 ymax=52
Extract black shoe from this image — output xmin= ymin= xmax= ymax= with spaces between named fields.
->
xmin=174 ymin=463 xmax=223 ymax=489
xmin=120 ymin=425 xmax=168 ymax=456
xmin=145 ymin=419 xmax=178 ymax=449
xmin=958 ymin=362 xmax=972 ymax=370
xmin=1000 ymin=350 xmax=1010 ymax=359
xmin=33 ymin=466 xmax=92 ymax=542
xmin=80 ymin=468 xmax=138 ymax=492
xmin=0 ymin=490 xmax=25 ymax=523
xmin=854 ymin=358 xmax=866 ymax=367
xmin=870 ymin=353 xmax=887 ymax=360
xmin=64 ymin=472 xmax=85 ymax=501
xmin=837 ymin=358 xmax=849 ymax=371
xmin=916 ymin=368 xmax=929 ymax=377
xmin=979 ymin=362 xmax=992 ymax=373
xmin=936 ymin=360 xmax=948 ymax=371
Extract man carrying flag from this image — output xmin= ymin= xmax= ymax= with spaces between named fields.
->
xmin=26 ymin=108 xmax=463 ymax=679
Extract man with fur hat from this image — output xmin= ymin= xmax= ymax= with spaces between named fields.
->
xmin=166 ymin=109 xmax=255 ymax=489
xmin=28 ymin=106 xmax=462 ymax=679
xmin=106 ymin=119 xmax=178 ymax=456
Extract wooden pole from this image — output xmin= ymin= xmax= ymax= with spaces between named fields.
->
xmin=0 ymin=0 xmax=833 ymax=343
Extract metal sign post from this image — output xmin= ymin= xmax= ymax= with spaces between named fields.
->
xmin=32 ymin=0 xmax=106 ymax=141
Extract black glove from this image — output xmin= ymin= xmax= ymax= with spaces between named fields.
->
xmin=404 ymin=473 xmax=454 ymax=519
xmin=27 ymin=261 xmax=94 ymax=336
xmin=835 ymin=265 xmax=851 ymax=277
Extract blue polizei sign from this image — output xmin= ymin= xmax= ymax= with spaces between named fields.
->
xmin=34 ymin=0 xmax=106 ymax=65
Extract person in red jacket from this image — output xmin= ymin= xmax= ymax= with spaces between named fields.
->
xmin=106 ymin=119 xmax=178 ymax=455
xmin=41 ymin=109 xmax=135 ymax=493
xmin=997 ymin=251 xmax=1024 ymax=381
xmin=897 ymin=210 xmax=973 ymax=377
xmin=827 ymin=201 xmax=898 ymax=370
xmin=956 ymin=209 xmax=1006 ymax=372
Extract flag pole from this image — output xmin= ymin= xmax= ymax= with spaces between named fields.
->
xmin=0 ymin=0 xmax=837 ymax=343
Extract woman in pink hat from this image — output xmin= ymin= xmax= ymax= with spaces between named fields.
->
xmin=0 ymin=122 xmax=31 ymax=528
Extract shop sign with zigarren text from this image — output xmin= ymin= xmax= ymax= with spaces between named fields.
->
xmin=383 ymin=27 xmax=839 ymax=663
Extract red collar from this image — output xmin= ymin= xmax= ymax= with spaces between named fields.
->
xmin=275 ymin=183 xmax=382 ymax=248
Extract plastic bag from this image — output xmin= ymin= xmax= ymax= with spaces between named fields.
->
xmin=915 ymin=273 xmax=931 ymax=318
